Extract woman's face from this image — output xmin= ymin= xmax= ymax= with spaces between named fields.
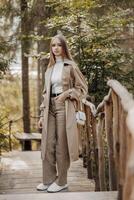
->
xmin=51 ymin=38 xmax=63 ymax=57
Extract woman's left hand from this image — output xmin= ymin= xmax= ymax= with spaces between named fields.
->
xmin=55 ymin=91 xmax=69 ymax=102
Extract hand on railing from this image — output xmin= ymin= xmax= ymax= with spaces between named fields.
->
xmin=82 ymin=98 xmax=96 ymax=117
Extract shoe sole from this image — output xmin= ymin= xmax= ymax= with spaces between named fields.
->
xmin=47 ymin=186 xmax=68 ymax=193
xmin=37 ymin=188 xmax=48 ymax=191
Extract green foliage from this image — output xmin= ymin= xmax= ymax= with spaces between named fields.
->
xmin=0 ymin=75 xmax=39 ymax=152
xmin=0 ymin=113 xmax=10 ymax=154
xmin=0 ymin=37 xmax=12 ymax=78
xmin=73 ymin=12 xmax=134 ymax=104
xmin=39 ymin=0 xmax=134 ymax=104
xmin=99 ymin=0 xmax=134 ymax=8
xmin=0 ymin=77 xmax=22 ymax=116
xmin=1 ymin=0 xmax=133 ymax=103
xmin=0 ymin=0 xmax=134 ymax=130
xmin=0 ymin=76 xmax=22 ymax=152
xmin=0 ymin=0 xmax=19 ymax=78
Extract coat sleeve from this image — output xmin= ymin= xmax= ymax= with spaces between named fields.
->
xmin=68 ymin=63 xmax=88 ymax=101
xmin=39 ymin=86 xmax=46 ymax=118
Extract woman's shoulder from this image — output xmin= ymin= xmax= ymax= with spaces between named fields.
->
xmin=64 ymin=59 xmax=77 ymax=69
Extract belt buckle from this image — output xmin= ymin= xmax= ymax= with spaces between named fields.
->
xmin=56 ymin=93 xmax=61 ymax=97
xmin=51 ymin=93 xmax=61 ymax=97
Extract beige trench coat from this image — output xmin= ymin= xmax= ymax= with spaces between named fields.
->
xmin=40 ymin=59 xmax=88 ymax=162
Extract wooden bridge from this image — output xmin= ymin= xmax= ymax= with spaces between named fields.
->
xmin=0 ymin=79 xmax=134 ymax=200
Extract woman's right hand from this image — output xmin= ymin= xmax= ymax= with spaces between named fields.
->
xmin=38 ymin=118 xmax=43 ymax=129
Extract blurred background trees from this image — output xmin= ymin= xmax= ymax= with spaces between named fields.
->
xmin=0 ymin=0 xmax=134 ymax=151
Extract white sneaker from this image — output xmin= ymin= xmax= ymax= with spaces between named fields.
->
xmin=36 ymin=183 xmax=49 ymax=191
xmin=47 ymin=182 xmax=68 ymax=193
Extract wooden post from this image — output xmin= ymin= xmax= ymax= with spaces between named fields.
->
xmin=9 ymin=120 xmax=13 ymax=151
xmin=123 ymin=105 xmax=134 ymax=200
xmin=111 ymin=91 xmax=119 ymax=184
xmin=85 ymin=106 xmax=93 ymax=179
xmin=97 ymin=112 xmax=106 ymax=191
xmin=105 ymin=98 xmax=117 ymax=191
xmin=117 ymin=100 xmax=123 ymax=200
xmin=120 ymin=107 xmax=127 ymax=185
xmin=78 ymin=104 xmax=87 ymax=168
xmin=123 ymin=130 xmax=134 ymax=200
xmin=91 ymin=114 xmax=100 ymax=191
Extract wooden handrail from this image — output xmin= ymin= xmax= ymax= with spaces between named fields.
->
xmin=96 ymin=79 xmax=134 ymax=200
xmin=107 ymin=80 xmax=134 ymax=112
xmin=96 ymin=89 xmax=112 ymax=114
xmin=81 ymin=79 xmax=134 ymax=200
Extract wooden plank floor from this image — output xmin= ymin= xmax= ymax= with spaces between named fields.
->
xmin=0 ymin=151 xmax=118 ymax=199
xmin=0 ymin=151 xmax=95 ymax=194
xmin=0 ymin=192 xmax=118 ymax=200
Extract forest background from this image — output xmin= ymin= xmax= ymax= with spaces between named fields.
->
xmin=0 ymin=0 xmax=134 ymax=151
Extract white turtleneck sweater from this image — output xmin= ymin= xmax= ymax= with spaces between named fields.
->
xmin=51 ymin=56 xmax=64 ymax=94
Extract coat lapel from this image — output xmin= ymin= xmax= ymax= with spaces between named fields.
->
xmin=45 ymin=67 xmax=53 ymax=91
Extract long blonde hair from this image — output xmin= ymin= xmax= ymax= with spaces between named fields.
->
xmin=47 ymin=34 xmax=73 ymax=68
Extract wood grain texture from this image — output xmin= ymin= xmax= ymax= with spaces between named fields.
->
xmin=0 ymin=191 xmax=118 ymax=200
xmin=0 ymin=151 xmax=95 ymax=194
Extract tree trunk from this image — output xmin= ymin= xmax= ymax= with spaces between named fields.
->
xmin=21 ymin=0 xmax=31 ymax=150
xmin=33 ymin=0 xmax=49 ymax=117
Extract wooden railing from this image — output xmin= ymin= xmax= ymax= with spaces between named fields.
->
xmin=82 ymin=79 xmax=134 ymax=200
xmin=0 ymin=115 xmax=40 ymax=154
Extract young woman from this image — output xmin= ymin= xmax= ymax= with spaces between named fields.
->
xmin=37 ymin=34 xmax=88 ymax=193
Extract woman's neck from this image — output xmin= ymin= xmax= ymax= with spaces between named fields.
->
xmin=55 ymin=56 xmax=63 ymax=62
